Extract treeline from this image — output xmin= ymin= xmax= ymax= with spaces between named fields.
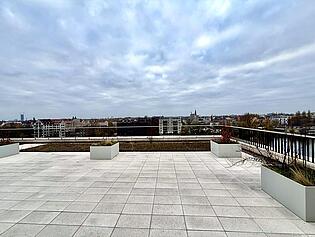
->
xmin=288 ymin=111 xmax=314 ymax=127
xmin=235 ymin=113 xmax=279 ymax=130
xmin=235 ymin=110 xmax=314 ymax=131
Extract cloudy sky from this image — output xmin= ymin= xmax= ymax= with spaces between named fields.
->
xmin=1 ymin=0 xmax=315 ymax=119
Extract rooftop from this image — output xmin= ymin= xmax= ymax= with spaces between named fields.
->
xmin=0 ymin=151 xmax=314 ymax=236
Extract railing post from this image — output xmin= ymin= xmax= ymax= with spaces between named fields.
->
xmin=305 ymin=138 xmax=310 ymax=161
xmin=290 ymin=136 xmax=294 ymax=159
xmin=311 ymin=138 xmax=315 ymax=163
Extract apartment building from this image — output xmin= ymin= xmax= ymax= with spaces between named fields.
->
xmin=159 ymin=117 xmax=182 ymax=135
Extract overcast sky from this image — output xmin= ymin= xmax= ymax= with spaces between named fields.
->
xmin=1 ymin=0 xmax=315 ymax=119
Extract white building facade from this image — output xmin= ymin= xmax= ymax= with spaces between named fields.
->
xmin=159 ymin=117 xmax=182 ymax=135
xmin=33 ymin=120 xmax=66 ymax=138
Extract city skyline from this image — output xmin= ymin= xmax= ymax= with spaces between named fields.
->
xmin=1 ymin=0 xmax=315 ymax=119
xmin=1 ymin=110 xmax=308 ymax=122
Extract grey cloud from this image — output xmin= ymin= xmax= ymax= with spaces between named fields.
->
xmin=0 ymin=0 xmax=315 ymax=119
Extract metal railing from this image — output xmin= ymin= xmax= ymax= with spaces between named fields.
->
xmin=0 ymin=124 xmax=221 ymax=140
xmin=231 ymin=126 xmax=315 ymax=164
xmin=1 ymin=125 xmax=315 ymax=164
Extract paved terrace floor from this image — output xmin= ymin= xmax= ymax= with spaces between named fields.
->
xmin=0 ymin=152 xmax=314 ymax=237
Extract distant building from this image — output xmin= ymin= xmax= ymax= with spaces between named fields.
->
xmin=308 ymin=126 xmax=315 ymax=136
xmin=20 ymin=113 xmax=25 ymax=122
xmin=33 ymin=120 xmax=65 ymax=138
xmin=32 ymin=118 xmax=92 ymax=138
xmin=270 ymin=115 xmax=289 ymax=126
xmin=189 ymin=110 xmax=199 ymax=124
xmin=159 ymin=117 xmax=182 ymax=135
xmin=98 ymin=121 xmax=109 ymax=127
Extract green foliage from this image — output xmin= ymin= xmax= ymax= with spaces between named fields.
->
xmin=237 ymin=113 xmax=260 ymax=128
xmin=262 ymin=118 xmax=278 ymax=130
xmin=288 ymin=110 xmax=314 ymax=127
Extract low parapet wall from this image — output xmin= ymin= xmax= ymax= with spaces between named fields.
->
xmin=13 ymin=135 xmax=220 ymax=144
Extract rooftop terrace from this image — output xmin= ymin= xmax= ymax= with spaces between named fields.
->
xmin=0 ymin=151 xmax=314 ymax=236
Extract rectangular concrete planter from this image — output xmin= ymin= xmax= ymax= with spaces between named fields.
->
xmin=210 ymin=140 xmax=241 ymax=158
xmin=90 ymin=142 xmax=119 ymax=160
xmin=261 ymin=165 xmax=315 ymax=222
xmin=0 ymin=143 xmax=19 ymax=158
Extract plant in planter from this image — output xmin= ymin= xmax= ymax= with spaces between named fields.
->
xmin=260 ymin=143 xmax=315 ymax=222
xmin=0 ymin=138 xmax=19 ymax=158
xmin=90 ymin=140 xmax=119 ymax=160
xmin=232 ymin=135 xmax=315 ymax=222
xmin=93 ymin=140 xmax=118 ymax=147
xmin=210 ymin=126 xmax=242 ymax=158
xmin=221 ymin=126 xmax=233 ymax=143
xmin=0 ymin=138 xmax=12 ymax=146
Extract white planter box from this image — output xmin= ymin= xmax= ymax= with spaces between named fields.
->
xmin=90 ymin=142 xmax=119 ymax=160
xmin=261 ymin=166 xmax=315 ymax=222
xmin=0 ymin=143 xmax=19 ymax=158
xmin=210 ymin=140 xmax=241 ymax=158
